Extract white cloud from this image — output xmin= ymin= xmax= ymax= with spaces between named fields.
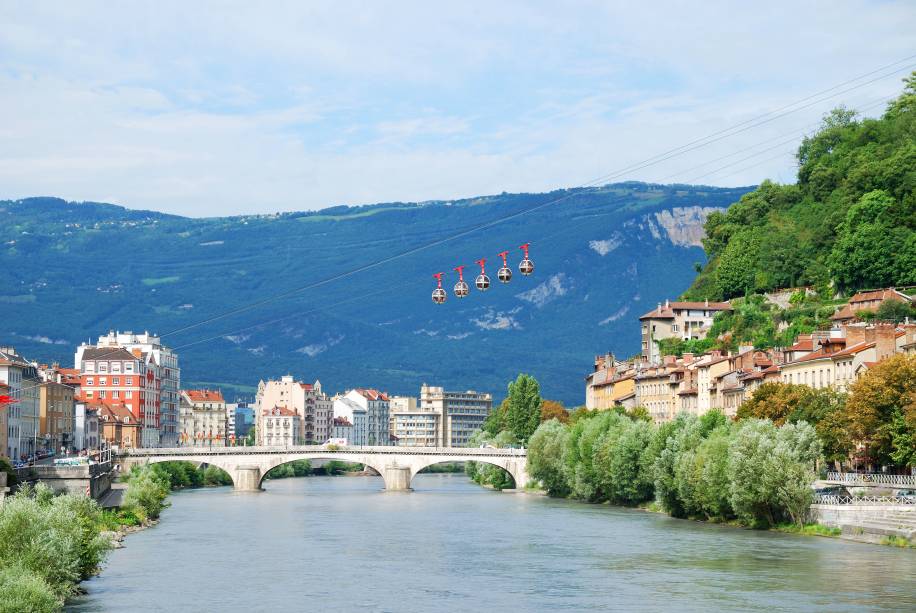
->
xmin=0 ymin=2 xmax=912 ymax=215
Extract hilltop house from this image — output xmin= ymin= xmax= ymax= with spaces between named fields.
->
xmin=640 ymin=299 xmax=732 ymax=364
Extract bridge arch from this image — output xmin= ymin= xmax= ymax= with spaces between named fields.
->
xmin=408 ymin=456 xmax=526 ymax=490
xmin=123 ymin=456 xmax=239 ymax=486
xmin=257 ymin=455 xmax=387 ymax=489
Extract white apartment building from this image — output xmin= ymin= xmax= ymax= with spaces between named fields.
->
xmin=640 ymin=300 xmax=732 ymax=364
xmin=74 ymin=402 xmax=100 ymax=452
xmin=332 ymin=397 xmax=368 ymax=445
xmin=419 ymin=385 xmax=492 ymax=447
xmin=339 ymin=389 xmax=391 ymax=445
xmin=255 ymin=376 xmax=333 ymax=444
xmin=0 ymin=346 xmax=40 ymax=460
xmin=180 ymin=390 xmax=228 ymax=444
xmin=261 ymin=406 xmax=300 ymax=446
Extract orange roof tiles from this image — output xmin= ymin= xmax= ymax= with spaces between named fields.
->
xmin=185 ymin=389 xmax=225 ymax=403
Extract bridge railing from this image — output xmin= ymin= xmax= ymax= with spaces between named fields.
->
xmin=825 ymin=472 xmax=916 ymax=487
xmin=814 ymin=494 xmax=916 ymax=506
xmin=119 ymin=445 xmax=526 ymax=457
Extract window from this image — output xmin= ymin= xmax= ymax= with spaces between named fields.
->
xmin=86 ymin=391 xmax=93 ymax=398
xmin=113 ymin=377 xmax=120 ymax=385
xmin=126 ymin=391 xmax=133 ymax=399
xmin=85 ymin=362 xmax=95 ymax=373
xmin=112 ymin=362 xmax=121 ymax=373
xmin=113 ymin=391 xmax=120 ymax=399
xmin=99 ymin=377 xmax=107 ymax=386
xmin=86 ymin=377 xmax=94 ymax=386
xmin=99 ymin=391 xmax=106 ymax=399
xmin=125 ymin=363 xmax=134 ymax=373
xmin=99 ymin=363 xmax=108 ymax=373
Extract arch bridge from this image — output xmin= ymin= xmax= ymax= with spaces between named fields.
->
xmin=116 ymin=445 xmax=528 ymax=492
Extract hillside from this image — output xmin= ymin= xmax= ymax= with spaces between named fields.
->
xmin=685 ymin=73 xmax=916 ymax=301
xmin=0 ymin=183 xmax=751 ymax=404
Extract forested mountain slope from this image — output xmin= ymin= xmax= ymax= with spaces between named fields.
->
xmin=685 ymin=74 xmax=916 ymax=301
xmin=0 ymin=183 xmax=751 ymax=404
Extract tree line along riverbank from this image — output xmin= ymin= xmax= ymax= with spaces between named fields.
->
xmin=466 ymin=373 xmax=879 ymax=537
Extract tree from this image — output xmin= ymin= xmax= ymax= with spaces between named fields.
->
xmin=875 ymin=298 xmax=915 ymax=323
xmin=829 ymin=190 xmax=903 ymax=291
xmin=505 ymin=374 xmax=542 ymax=444
xmin=527 ymin=419 xmax=571 ymax=496
xmin=845 ymin=354 xmax=916 ymax=467
xmin=540 ymin=400 xmax=569 ymax=424
xmin=482 ymin=399 xmax=508 ymax=436
xmin=593 ymin=418 xmax=654 ymax=504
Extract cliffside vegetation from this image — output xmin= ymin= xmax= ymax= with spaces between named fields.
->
xmin=686 ymin=73 xmax=916 ymax=300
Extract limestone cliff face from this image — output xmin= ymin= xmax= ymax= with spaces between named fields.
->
xmin=652 ymin=206 xmax=723 ymax=248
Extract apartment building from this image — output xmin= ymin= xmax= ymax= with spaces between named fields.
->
xmin=180 ymin=390 xmax=228 ymax=444
xmin=0 ymin=346 xmax=41 ymax=460
xmin=39 ymin=380 xmax=75 ymax=453
xmin=331 ymin=397 xmax=368 ymax=444
xmin=419 ymin=385 xmax=492 ymax=447
xmin=639 ymin=300 xmax=732 ymax=364
xmin=255 ymin=376 xmax=333 ymax=444
xmin=337 ymin=389 xmax=391 ymax=445
xmin=97 ymin=402 xmax=142 ymax=449
xmin=830 ymin=288 xmax=913 ymax=324
xmin=74 ymin=402 xmax=100 ymax=452
xmin=389 ymin=395 xmax=439 ymax=447
xmin=85 ymin=331 xmax=180 ymax=446
xmin=261 ymin=406 xmax=300 ymax=446
xmin=74 ymin=346 xmax=161 ymax=448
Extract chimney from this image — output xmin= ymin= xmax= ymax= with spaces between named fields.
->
xmin=665 ymin=299 xmax=670 ymax=308
xmin=709 ymin=349 xmax=723 ymax=358
xmin=683 ymin=352 xmax=695 ymax=364
xmin=663 ymin=355 xmax=677 ymax=366
xmin=657 ymin=302 xmax=662 ymax=313
xmin=874 ymin=323 xmax=897 ymax=361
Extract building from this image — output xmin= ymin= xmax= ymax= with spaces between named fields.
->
xmin=332 ymin=396 xmax=368 ymax=445
xmin=180 ymin=390 xmax=228 ymax=445
xmin=0 ymin=346 xmax=41 ymax=461
xmin=639 ymin=300 xmax=732 ymax=363
xmin=255 ymin=376 xmax=333 ymax=444
xmin=0 ymin=382 xmax=9 ymax=459
xmin=419 ymin=385 xmax=492 ymax=447
xmin=339 ymin=389 xmax=392 ymax=446
xmin=97 ymin=402 xmax=142 ymax=449
xmin=390 ymin=394 xmax=439 ymax=447
xmin=330 ymin=416 xmax=353 ymax=442
xmin=261 ymin=406 xmax=300 ymax=446
xmin=74 ymin=346 xmax=160 ymax=448
xmin=231 ymin=403 xmax=255 ymax=439
xmin=83 ymin=331 xmax=181 ymax=447
xmin=74 ymin=402 xmax=100 ymax=452
xmin=39 ymin=380 xmax=75 ymax=453
xmin=830 ymin=288 xmax=913 ymax=324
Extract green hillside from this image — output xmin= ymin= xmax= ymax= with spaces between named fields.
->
xmin=685 ymin=73 xmax=916 ymax=301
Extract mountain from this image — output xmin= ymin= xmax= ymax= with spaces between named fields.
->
xmin=0 ymin=182 xmax=753 ymax=405
xmin=685 ymin=74 xmax=916 ymax=301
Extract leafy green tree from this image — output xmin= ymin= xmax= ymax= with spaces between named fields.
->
xmin=505 ymin=374 xmax=542 ymax=444
xmin=527 ymin=419 xmax=571 ymax=496
xmin=829 ymin=190 xmax=903 ymax=290
xmin=593 ymin=418 xmax=654 ymax=504
xmin=875 ymin=298 xmax=915 ymax=323
xmin=123 ymin=465 xmax=171 ymax=520
xmin=845 ymin=354 xmax=916 ymax=467
xmin=0 ymin=564 xmax=59 ymax=613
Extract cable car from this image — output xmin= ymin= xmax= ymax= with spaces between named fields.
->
xmin=519 ymin=243 xmax=534 ymax=276
xmin=497 ymin=251 xmax=512 ymax=283
xmin=475 ymin=258 xmax=490 ymax=291
xmin=453 ymin=266 xmax=470 ymax=298
xmin=432 ymin=273 xmax=446 ymax=304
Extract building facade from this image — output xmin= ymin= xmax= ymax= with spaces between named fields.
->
xmin=74 ymin=402 xmax=100 ymax=452
xmin=179 ymin=390 xmax=228 ymax=445
xmin=261 ymin=406 xmax=300 ymax=446
xmin=255 ymin=376 xmax=333 ymax=445
xmin=639 ymin=300 xmax=732 ymax=364
xmin=419 ymin=385 xmax=492 ymax=447
xmin=39 ymin=381 xmax=75 ymax=453
xmin=74 ymin=346 xmax=161 ymax=448
xmin=332 ymin=396 xmax=368 ymax=445
xmin=340 ymin=389 xmax=392 ymax=446
xmin=1 ymin=347 xmax=39 ymax=460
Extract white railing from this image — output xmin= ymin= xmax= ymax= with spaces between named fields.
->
xmin=118 ymin=445 xmax=526 ymax=458
xmin=814 ymin=494 xmax=916 ymax=506
xmin=825 ymin=472 xmax=916 ymax=487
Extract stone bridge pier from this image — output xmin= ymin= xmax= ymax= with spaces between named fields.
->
xmin=117 ymin=446 xmax=529 ymax=493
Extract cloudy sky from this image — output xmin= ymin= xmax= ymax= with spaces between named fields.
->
xmin=1 ymin=1 xmax=914 ymax=216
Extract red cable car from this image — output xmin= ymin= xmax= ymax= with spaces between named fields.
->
xmin=431 ymin=273 xmax=447 ymax=304
xmin=519 ymin=243 xmax=534 ymax=276
xmin=497 ymin=251 xmax=512 ymax=284
xmin=453 ymin=266 xmax=470 ymax=298
xmin=475 ymin=258 xmax=490 ymax=291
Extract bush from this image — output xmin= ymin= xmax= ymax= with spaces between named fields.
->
xmin=123 ymin=465 xmax=170 ymax=520
xmin=0 ymin=483 xmax=110 ymax=602
xmin=0 ymin=564 xmax=60 ymax=613
xmin=0 ymin=456 xmax=17 ymax=487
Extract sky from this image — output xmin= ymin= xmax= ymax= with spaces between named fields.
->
xmin=1 ymin=1 xmax=914 ymax=217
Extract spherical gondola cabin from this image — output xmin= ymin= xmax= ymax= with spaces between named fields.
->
xmin=453 ymin=265 xmax=470 ymax=298
xmin=519 ymin=243 xmax=534 ymax=276
xmin=432 ymin=273 xmax=447 ymax=304
xmin=497 ymin=251 xmax=512 ymax=283
xmin=474 ymin=258 xmax=490 ymax=291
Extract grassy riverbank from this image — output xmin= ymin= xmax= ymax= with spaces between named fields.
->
xmin=0 ymin=465 xmax=169 ymax=613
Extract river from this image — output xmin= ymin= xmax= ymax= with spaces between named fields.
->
xmin=67 ymin=474 xmax=915 ymax=612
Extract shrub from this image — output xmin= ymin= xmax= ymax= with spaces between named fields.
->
xmin=0 ymin=564 xmax=60 ymax=613
xmin=123 ymin=465 xmax=170 ymax=520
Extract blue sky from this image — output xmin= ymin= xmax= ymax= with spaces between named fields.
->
xmin=1 ymin=1 xmax=914 ymax=216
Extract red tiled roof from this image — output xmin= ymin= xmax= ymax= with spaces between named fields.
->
xmin=355 ymin=388 xmax=389 ymax=402
xmin=677 ymin=388 xmax=698 ymax=395
xmin=848 ymin=289 xmax=911 ymax=304
xmin=640 ymin=301 xmax=731 ymax=320
xmin=267 ymin=405 xmax=297 ymax=417
xmin=787 ymin=336 xmax=814 ymax=352
xmin=185 ymin=389 xmax=225 ymax=403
